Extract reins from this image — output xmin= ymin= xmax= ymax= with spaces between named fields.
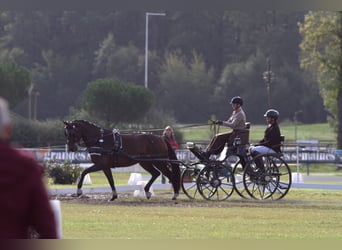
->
xmin=61 ymin=121 xmax=214 ymax=150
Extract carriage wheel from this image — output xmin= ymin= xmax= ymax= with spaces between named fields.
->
xmin=231 ymin=156 xmax=250 ymax=199
xmin=196 ymin=162 xmax=235 ymax=201
xmin=243 ymin=154 xmax=292 ymax=200
xmin=181 ymin=164 xmax=203 ymax=199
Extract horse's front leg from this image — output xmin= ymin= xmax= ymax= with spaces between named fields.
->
xmin=77 ymin=164 xmax=101 ymax=197
xmin=102 ymin=167 xmax=117 ymax=201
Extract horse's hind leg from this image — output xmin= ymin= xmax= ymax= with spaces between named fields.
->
xmin=140 ymin=162 xmax=160 ymax=199
xmin=170 ymin=162 xmax=181 ymax=198
xmin=155 ymin=162 xmax=180 ymax=200
xmin=102 ymin=167 xmax=118 ymax=201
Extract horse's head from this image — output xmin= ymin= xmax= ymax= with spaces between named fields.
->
xmin=63 ymin=121 xmax=82 ymax=152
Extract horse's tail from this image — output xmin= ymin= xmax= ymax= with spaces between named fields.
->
xmin=164 ymin=137 xmax=181 ymax=192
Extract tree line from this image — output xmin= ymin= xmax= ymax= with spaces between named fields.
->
xmin=0 ymin=11 xmax=338 ymax=131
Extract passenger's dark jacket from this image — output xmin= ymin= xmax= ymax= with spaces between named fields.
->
xmin=258 ymin=122 xmax=281 ymax=152
xmin=0 ymin=141 xmax=57 ymax=239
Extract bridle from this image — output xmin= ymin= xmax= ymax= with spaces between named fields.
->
xmin=64 ymin=124 xmax=82 ymax=146
xmin=64 ymin=122 xmax=111 ymax=148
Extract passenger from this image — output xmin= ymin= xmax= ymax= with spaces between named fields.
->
xmin=196 ymin=96 xmax=247 ymax=160
xmin=162 ymin=126 xmax=179 ymax=183
xmin=163 ymin=126 xmax=179 ymax=150
xmin=0 ymin=96 xmax=58 ymax=239
xmin=249 ymin=109 xmax=282 ymax=155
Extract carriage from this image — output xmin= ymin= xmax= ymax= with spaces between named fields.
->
xmin=63 ymin=120 xmax=292 ymax=201
xmin=181 ymin=122 xmax=292 ymax=201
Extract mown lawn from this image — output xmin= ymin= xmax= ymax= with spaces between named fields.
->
xmin=59 ymin=188 xmax=342 ymax=239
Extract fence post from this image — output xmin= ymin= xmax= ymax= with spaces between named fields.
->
xmin=296 ymin=142 xmax=300 ymax=182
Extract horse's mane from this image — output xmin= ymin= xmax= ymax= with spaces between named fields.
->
xmin=72 ymin=119 xmax=102 ymax=129
xmin=71 ymin=119 xmax=163 ymax=136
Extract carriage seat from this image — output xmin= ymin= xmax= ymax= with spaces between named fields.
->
xmin=278 ymin=135 xmax=285 ymax=152
xmin=228 ymin=122 xmax=250 ymax=146
xmin=268 ymin=135 xmax=285 ymax=154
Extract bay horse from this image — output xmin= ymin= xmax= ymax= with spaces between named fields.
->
xmin=63 ymin=120 xmax=180 ymax=201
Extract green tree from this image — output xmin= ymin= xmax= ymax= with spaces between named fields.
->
xmin=0 ymin=62 xmax=30 ymax=107
xmin=31 ymin=49 xmax=92 ymax=118
xmin=92 ymin=33 xmax=144 ymax=85
xmin=0 ymin=10 xmax=327 ymax=124
xmin=82 ymin=78 xmax=154 ymax=126
xmin=299 ymin=11 xmax=342 ymax=147
xmin=157 ymin=51 xmax=214 ymax=122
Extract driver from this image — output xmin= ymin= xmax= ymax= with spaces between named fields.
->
xmin=193 ymin=96 xmax=246 ymax=160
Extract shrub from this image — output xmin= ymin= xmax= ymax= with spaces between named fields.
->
xmin=11 ymin=116 xmax=66 ymax=147
xmin=45 ymin=161 xmax=83 ymax=184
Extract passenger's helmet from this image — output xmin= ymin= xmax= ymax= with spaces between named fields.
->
xmin=264 ymin=109 xmax=279 ymax=119
xmin=230 ymin=96 xmax=243 ymax=106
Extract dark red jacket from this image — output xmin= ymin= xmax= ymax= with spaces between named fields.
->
xmin=164 ymin=135 xmax=179 ymax=150
xmin=0 ymin=141 xmax=57 ymax=239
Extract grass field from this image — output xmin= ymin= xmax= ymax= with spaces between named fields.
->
xmin=53 ymin=169 xmax=342 ymax=239
xmin=59 ymin=188 xmax=342 ymax=239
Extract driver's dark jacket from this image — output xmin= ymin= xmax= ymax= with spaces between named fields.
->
xmin=258 ymin=122 xmax=281 ymax=153
xmin=0 ymin=141 xmax=57 ymax=239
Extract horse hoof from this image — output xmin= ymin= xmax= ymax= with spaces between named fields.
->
xmin=172 ymin=193 xmax=179 ymax=200
xmin=146 ymin=191 xmax=152 ymax=199
xmin=77 ymin=189 xmax=82 ymax=197
xmin=110 ymin=195 xmax=118 ymax=201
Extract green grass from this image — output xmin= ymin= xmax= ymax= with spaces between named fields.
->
xmin=179 ymin=122 xmax=336 ymax=145
xmin=60 ymin=189 xmax=342 ymax=239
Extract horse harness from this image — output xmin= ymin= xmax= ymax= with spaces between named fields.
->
xmin=87 ymin=128 xmax=169 ymax=161
xmin=88 ymin=128 xmax=122 ymax=156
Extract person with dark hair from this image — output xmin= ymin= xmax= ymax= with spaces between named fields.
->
xmin=0 ymin=96 xmax=58 ymax=239
xmin=192 ymin=96 xmax=247 ymax=160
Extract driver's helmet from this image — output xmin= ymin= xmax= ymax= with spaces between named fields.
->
xmin=264 ymin=109 xmax=279 ymax=119
xmin=230 ymin=96 xmax=243 ymax=106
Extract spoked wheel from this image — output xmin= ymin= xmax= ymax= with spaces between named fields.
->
xmin=231 ymin=156 xmax=250 ymax=199
xmin=197 ymin=162 xmax=235 ymax=201
xmin=243 ymin=153 xmax=292 ymax=200
xmin=181 ymin=164 xmax=203 ymax=199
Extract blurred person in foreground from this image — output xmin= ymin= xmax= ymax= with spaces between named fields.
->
xmin=0 ymin=96 xmax=57 ymax=239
